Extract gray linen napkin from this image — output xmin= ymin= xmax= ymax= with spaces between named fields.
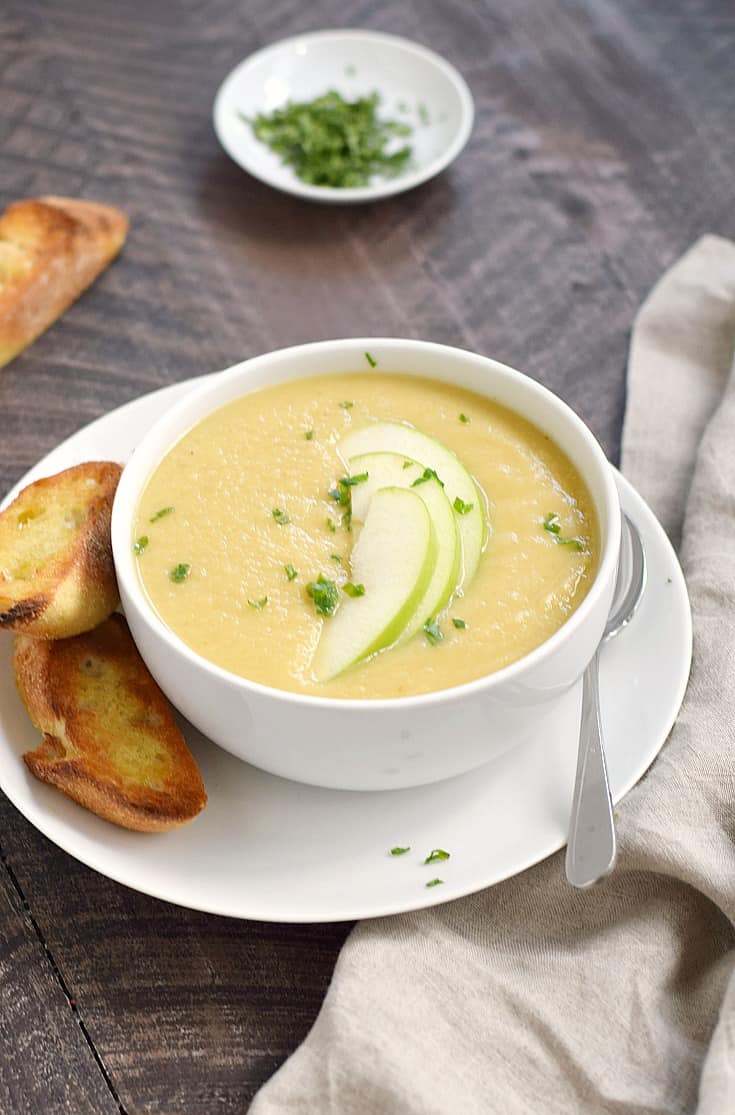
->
xmin=250 ymin=236 xmax=735 ymax=1115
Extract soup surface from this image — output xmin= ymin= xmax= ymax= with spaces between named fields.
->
xmin=133 ymin=372 xmax=598 ymax=698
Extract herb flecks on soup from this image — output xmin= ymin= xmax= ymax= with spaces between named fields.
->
xmin=133 ymin=373 xmax=597 ymax=699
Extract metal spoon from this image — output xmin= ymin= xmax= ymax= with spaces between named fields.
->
xmin=565 ymin=512 xmax=647 ymax=888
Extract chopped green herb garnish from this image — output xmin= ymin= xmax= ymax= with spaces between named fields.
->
xmin=426 ymin=878 xmax=444 ymax=888
xmin=330 ymin=553 xmax=342 ymax=563
xmin=402 ymin=460 xmax=414 ymax=469
xmin=423 ymin=618 xmax=443 ymax=645
xmin=343 ymin=582 xmax=366 ymax=598
xmin=452 ymin=617 xmax=467 ymax=629
xmin=242 ymin=91 xmax=413 ymax=189
xmin=390 ymin=846 xmax=410 ymax=856
xmin=412 ymin=467 xmax=444 ymax=488
xmin=248 ymin=596 xmax=268 ymax=609
xmin=339 ymin=400 xmax=354 ymax=410
xmin=304 ymin=429 xmax=315 ymax=440
xmin=453 ymin=497 xmax=474 ymax=515
xmin=306 ymin=575 xmax=339 ymax=617
xmin=150 ymin=506 xmax=174 ymax=522
xmin=326 ymin=517 xmax=337 ymax=533
xmin=424 ymin=848 xmax=450 ymax=864
xmin=133 ymin=535 xmax=149 ymax=555
xmin=328 ymin=474 xmax=365 ymax=511
xmin=169 ymin=563 xmax=191 ymax=583
xmin=284 ymin=564 xmax=298 ymax=581
xmin=459 ymin=413 xmax=470 ymax=424
xmin=328 ymin=486 xmax=349 ymax=506
xmin=365 ymin=351 xmax=377 ymax=368
xmin=272 ymin=508 xmax=290 ymax=526
xmin=543 ymin=512 xmax=583 ymax=550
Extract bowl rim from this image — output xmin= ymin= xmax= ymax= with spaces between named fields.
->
xmin=211 ymin=28 xmax=475 ymax=203
xmin=112 ymin=338 xmax=621 ymax=710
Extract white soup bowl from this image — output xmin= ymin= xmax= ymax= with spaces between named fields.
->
xmin=111 ymin=339 xmax=621 ymax=791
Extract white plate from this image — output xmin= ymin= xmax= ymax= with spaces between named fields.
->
xmin=0 ymin=379 xmax=692 ymax=923
xmin=212 ymin=30 xmax=474 ymax=203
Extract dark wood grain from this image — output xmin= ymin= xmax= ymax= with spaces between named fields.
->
xmin=0 ymin=0 xmax=733 ymax=1110
xmin=0 ymin=836 xmax=123 ymax=1114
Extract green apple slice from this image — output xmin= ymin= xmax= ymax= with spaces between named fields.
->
xmin=340 ymin=421 xmax=486 ymax=587
xmin=312 ymin=487 xmax=437 ymax=682
xmin=348 ymin=452 xmax=461 ymax=639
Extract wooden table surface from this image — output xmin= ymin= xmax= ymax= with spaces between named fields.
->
xmin=0 ymin=1 xmax=733 ymax=1110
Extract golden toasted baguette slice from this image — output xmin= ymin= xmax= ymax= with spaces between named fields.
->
xmin=0 ymin=195 xmax=128 ymax=367
xmin=14 ymin=614 xmax=207 ymax=832
xmin=0 ymin=461 xmax=121 ymax=638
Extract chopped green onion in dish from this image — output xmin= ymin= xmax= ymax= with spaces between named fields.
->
xmin=247 ymin=596 xmax=268 ymax=610
xmin=242 ymin=91 xmax=413 ymax=188
xmin=133 ymin=535 xmax=149 ymax=555
xmin=169 ymin=563 xmax=191 ymax=583
xmin=390 ymin=846 xmax=410 ymax=856
xmin=272 ymin=508 xmax=290 ymax=526
xmin=424 ymin=848 xmax=450 ymax=864
xmin=343 ymin=582 xmax=366 ymax=598
xmin=150 ymin=506 xmax=174 ymax=522
xmin=284 ymin=564 xmax=298 ymax=581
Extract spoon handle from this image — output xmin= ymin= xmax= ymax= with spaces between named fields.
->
xmin=565 ymin=652 xmax=617 ymax=887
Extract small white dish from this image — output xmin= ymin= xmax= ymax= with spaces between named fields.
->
xmin=0 ymin=379 xmax=691 ymax=922
xmin=212 ymin=29 xmax=474 ymax=203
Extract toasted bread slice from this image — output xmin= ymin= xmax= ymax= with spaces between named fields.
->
xmin=0 ymin=461 xmax=121 ymax=638
xmin=0 ymin=196 xmax=128 ymax=367
xmin=14 ymin=614 xmax=207 ymax=832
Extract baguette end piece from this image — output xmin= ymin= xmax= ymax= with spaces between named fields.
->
xmin=0 ymin=196 xmax=128 ymax=368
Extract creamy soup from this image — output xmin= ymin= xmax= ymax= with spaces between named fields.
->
xmin=133 ymin=373 xmax=598 ymax=699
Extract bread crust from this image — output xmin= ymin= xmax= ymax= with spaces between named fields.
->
xmin=0 ymin=195 xmax=128 ymax=367
xmin=14 ymin=615 xmax=207 ymax=832
xmin=0 ymin=460 xmax=122 ymax=638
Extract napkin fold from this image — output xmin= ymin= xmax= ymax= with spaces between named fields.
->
xmin=250 ymin=237 xmax=735 ymax=1115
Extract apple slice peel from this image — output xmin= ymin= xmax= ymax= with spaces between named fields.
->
xmin=312 ymin=486 xmax=438 ymax=682
xmin=340 ymin=420 xmax=486 ymax=587
xmin=348 ymin=451 xmax=461 ymax=642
